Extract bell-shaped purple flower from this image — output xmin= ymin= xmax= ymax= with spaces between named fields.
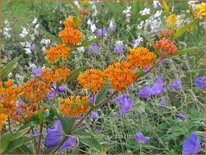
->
xmin=194 ymin=77 xmax=206 ymax=89
xmin=127 ymin=84 xmax=134 ymax=90
xmin=47 ymin=89 xmax=56 ymax=99
xmin=88 ymin=42 xmax=99 ymax=54
xmin=142 ymin=66 xmax=151 ymax=73
xmin=108 ymin=89 xmax=114 ymax=94
xmin=15 ymin=100 xmax=24 ymax=113
xmin=90 ymin=111 xmax=99 ymax=121
xmin=160 ymin=98 xmax=167 ymax=108
xmin=95 ymin=27 xmax=106 ymax=37
xmin=182 ymin=132 xmax=201 ymax=154
xmin=151 ymin=76 xmax=166 ymax=96
xmin=58 ymin=85 xmax=66 ymax=93
xmin=32 ymin=68 xmax=42 ymax=76
xmin=134 ymin=132 xmax=150 ymax=143
xmin=177 ymin=113 xmax=184 ymax=119
xmin=138 ymin=86 xmax=151 ymax=99
xmin=88 ymin=94 xmax=97 ymax=103
xmin=170 ymin=79 xmax=182 ymax=90
xmin=114 ymin=45 xmax=124 ymax=53
xmin=25 ymin=131 xmax=40 ymax=141
xmin=45 ymin=120 xmax=76 ymax=150
xmin=112 ymin=94 xmax=134 ymax=114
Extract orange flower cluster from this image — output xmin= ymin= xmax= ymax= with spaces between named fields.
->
xmin=158 ymin=30 xmax=174 ymax=38
xmin=0 ymin=80 xmax=22 ymax=130
xmin=45 ymin=44 xmax=71 ymax=62
xmin=166 ymin=14 xmax=177 ymax=28
xmin=21 ymin=78 xmax=51 ymax=104
xmin=40 ymin=66 xmax=70 ymax=83
xmin=105 ymin=61 xmax=137 ymax=92
xmin=59 ymin=96 xmax=89 ymax=117
xmin=12 ymin=103 xmax=39 ymax=123
xmin=154 ymin=38 xmax=177 ymax=55
xmin=59 ymin=16 xmax=83 ymax=44
xmin=127 ymin=47 xmax=157 ymax=69
xmin=77 ymin=69 xmax=105 ymax=93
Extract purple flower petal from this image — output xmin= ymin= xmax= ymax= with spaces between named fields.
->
xmin=134 ymin=132 xmax=150 ymax=143
xmin=160 ymin=99 xmax=167 ymax=108
xmin=32 ymin=68 xmax=42 ymax=76
xmin=151 ymin=76 xmax=166 ymax=96
xmin=142 ymin=66 xmax=151 ymax=73
xmin=170 ymin=79 xmax=181 ymax=90
xmin=138 ymin=86 xmax=151 ymax=99
xmin=120 ymin=97 xmax=134 ymax=114
xmin=114 ymin=45 xmax=124 ymax=53
xmin=88 ymin=94 xmax=97 ymax=103
xmin=96 ymin=126 xmax=102 ymax=132
xmin=15 ymin=100 xmax=24 ymax=113
xmin=88 ymin=42 xmax=99 ymax=54
xmin=194 ymin=77 xmax=206 ymax=89
xmin=127 ymin=84 xmax=134 ymax=90
xmin=59 ymin=137 xmax=76 ymax=151
xmin=108 ymin=89 xmax=114 ymax=94
xmin=108 ymin=25 xmax=117 ymax=31
xmin=182 ymin=132 xmax=201 ymax=154
xmin=176 ymin=113 xmax=184 ymax=119
xmin=90 ymin=111 xmax=99 ymax=121
xmin=58 ymin=85 xmax=66 ymax=93
xmin=25 ymin=131 xmax=40 ymax=141
xmin=47 ymin=89 xmax=56 ymax=99
xmin=95 ymin=27 xmax=106 ymax=37
xmin=112 ymin=94 xmax=128 ymax=103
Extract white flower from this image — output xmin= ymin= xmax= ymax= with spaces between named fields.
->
xmin=153 ymin=0 xmax=160 ymax=8
xmin=77 ymin=47 xmax=85 ymax=52
xmin=87 ymin=19 xmax=92 ymax=25
xmin=8 ymin=72 xmax=12 ymax=78
xmin=42 ymin=47 xmax=46 ymax=52
xmin=132 ymin=36 xmax=143 ymax=48
xmin=74 ymin=0 xmax=81 ymax=9
xmin=90 ymin=24 xmax=96 ymax=32
xmin=140 ymin=8 xmax=150 ymax=15
xmin=25 ymin=48 xmax=32 ymax=55
xmin=20 ymin=27 xmax=28 ymax=38
xmin=116 ymin=40 xmax=123 ymax=45
xmin=41 ymin=39 xmax=51 ymax=47
xmin=32 ymin=17 xmax=38 ymax=24
xmin=29 ymin=63 xmax=36 ymax=69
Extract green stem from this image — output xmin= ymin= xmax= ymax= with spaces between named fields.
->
xmin=37 ymin=123 xmax=43 ymax=154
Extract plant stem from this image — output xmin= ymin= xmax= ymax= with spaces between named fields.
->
xmin=32 ymin=128 xmax=38 ymax=153
xmin=8 ymin=116 xmax=12 ymax=134
xmin=37 ymin=123 xmax=43 ymax=154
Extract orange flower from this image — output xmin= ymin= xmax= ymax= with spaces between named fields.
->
xmin=59 ymin=96 xmax=89 ymax=117
xmin=45 ymin=44 xmax=71 ymax=62
xmin=105 ymin=61 xmax=137 ymax=92
xmin=59 ymin=27 xmax=83 ymax=45
xmin=40 ymin=66 xmax=70 ymax=83
xmin=63 ymin=16 xmax=80 ymax=28
xmin=5 ymin=80 xmax=14 ymax=88
xmin=158 ymin=30 xmax=174 ymax=38
xmin=21 ymin=78 xmax=51 ymax=104
xmin=0 ymin=113 xmax=8 ymax=130
xmin=77 ymin=69 xmax=105 ymax=93
xmin=127 ymin=47 xmax=156 ymax=69
xmin=167 ymin=14 xmax=177 ymax=28
xmin=154 ymin=38 xmax=177 ymax=55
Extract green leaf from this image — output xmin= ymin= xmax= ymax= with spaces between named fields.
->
xmin=171 ymin=19 xmax=198 ymax=40
xmin=59 ymin=116 xmax=75 ymax=133
xmin=6 ymin=136 xmax=35 ymax=153
xmin=10 ymin=127 xmax=30 ymax=141
xmin=38 ymin=111 xmax=44 ymax=124
xmin=160 ymin=16 xmax=167 ymax=29
xmin=19 ymin=114 xmax=41 ymax=130
xmin=0 ymin=132 xmax=11 ymax=153
xmin=74 ymin=37 xmax=100 ymax=48
xmin=137 ymin=29 xmax=154 ymax=46
xmin=70 ymin=1 xmax=80 ymax=17
xmin=40 ymin=29 xmax=61 ymax=43
xmin=174 ymin=47 xmax=198 ymax=56
xmin=1 ymin=55 xmax=23 ymax=80
xmin=44 ymin=108 xmax=55 ymax=128
xmin=95 ymin=78 xmax=110 ymax=105
xmin=66 ymin=66 xmax=85 ymax=82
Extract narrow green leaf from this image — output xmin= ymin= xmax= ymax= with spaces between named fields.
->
xmin=160 ymin=16 xmax=167 ymax=29
xmin=174 ymin=47 xmax=198 ymax=56
xmin=137 ymin=29 xmax=154 ymax=46
xmin=171 ymin=19 xmax=198 ymax=40
xmin=66 ymin=66 xmax=85 ymax=82
xmin=1 ymin=55 xmax=23 ymax=80
xmin=40 ymin=29 xmax=61 ymax=43
xmin=70 ymin=0 xmax=80 ymax=16
xmin=10 ymin=127 xmax=30 ymax=141
xmin=74 ymin=37 xmax=100 ymax=48
xmin=0 ymin=132 xmax=11 ymax=153
xmin=19 ymin=114 xmax=41 ymax=130
xmin=59 ymin=116 xmax=75 ymax=133
xmin=95 ymin=78 xmax=110 ymax=105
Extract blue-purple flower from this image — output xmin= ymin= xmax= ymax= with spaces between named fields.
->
xmin=15 ymin=100 xmax=24 ymax=113
xmin=182 ymin=132 xmax=201 ymax=154
xmin=108 ymin=89 xmax=114 ymax=94
xmin=134 ymin=132 xmax=150 ymax=143
xmin=160 ymin=98 xmax=167 ymax=108
xmin=96 ymin=126 xmax=102 ymax=132
xmin=170 ymin=79 xmax=182 ymax=90
xmin=88 ymin=42 xmax=99 ymax=54
xmin=151 ymin=76 xmax=166 ymax=96
xmin=127 ymin=84 xmax=134 ymax=90
xmin=58 ymin=85 xmax=66 ymax=93
xmin=32 ymin=68 xmax=42 ymax=76
xmin=114 ymin=45 xmax=124 ymax=53
xmin=45 ymin=120 xmax=76 ymax=150
xmin=95 ymin=27 xmax=106 ymax=37
xmin=90 ymin=111 xmax=99 ymax=121
xmin=142 ymin=66 xmax=151 ymax=73
xmin=25 ymin=131 xmax=40 ymax=141
xmin=176 ymin=113 xmax=184 ymax=119
xmin=88 ymin=94 xmax=97 ymax=103
xmin=108 ymin=21 xmax=117 ymax=31
xmin=138 ymin=86 xmax=151 ymax=99
xmin=194 ymin=77 xmax=206 ymax=89
xmin=47 ymin=84 xmax=66 ymax=99
xmin=112 ymin=94 xmax=134 ymax=114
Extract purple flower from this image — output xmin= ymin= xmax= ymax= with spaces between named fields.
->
xmin=108 ymin=24 xmax=117 ymax=31
xmin=170 ymin=79 xmax=181 ymax=90
xmin=134 ymin=132 xmax=150 ymax=143
xmin=194 ymin=77 xmax=206 ymax=89
xmin=112 ymin=94 xmax=134 ymax=114
xmin=45 ymin=120 xmax=76 ymax=150
xmin=95 ymin=27 xmax=106 ymax=37
xmin=47 ymin=89 xmax=56 ymax=99
xmin=142 ymin=66 xmax=151 ymax=73
xmin=88 ymin=94 xmax=97 ymax=103
xmin=90 ymin=111 xmax=99 ymax=121
xmin=96 ymin=126 xmax=102 ymax=132
xmin=160 ymin=99 xmax=167 ymax=108
xmin=32 ymin=68 xmax=42 ymax=76
xmin=88 ymin=42 xmax=99 ymax=54
xmin=114 ymin=45 xmax=124 ymax=53
xmin=177 ymin=113 xmax=184 ymax=119
xmin=151 ymin=76 xmax=166 ymax=96
xmin=108 ymin=89 xmax=114 ymax=94
xmin=160 ymin=58 xmax=168 ymax=63
xmin=25 ymin=131 xmax=39 ymax=141
xmin=58 ymin=85 xmax=66 ymax=93
xmin=127 ymin=84 xmax=134 ymax=90
xmin=76 ymin=116 xmax=84 ymax=127
xmin=138 ymin=86 xmax=151 ymax=99
xmin=182 ymin=132 xmax=201 ymax=154
xmin=15 ymin=100 xmax=24 ymax=113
